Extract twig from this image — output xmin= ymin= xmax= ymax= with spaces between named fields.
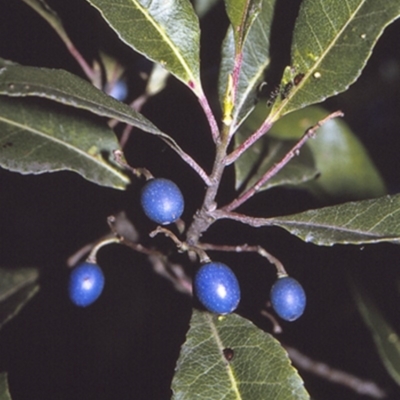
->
xmin=285 ymin=346 xmax=387 ymax=399
xmin=198 ymin=242 xmax=287 ymax=276
xmin=260 ymin=309 xmax=283 ymax=334
xmin=224 ymin=116 xmax=274 ymax=165
xmin=197 ymin=92 xmax=220 ymax=144
xmin=222 ymin=111 xmax=344 ymax=212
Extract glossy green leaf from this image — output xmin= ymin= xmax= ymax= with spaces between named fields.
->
xmin=219 ymin=0 xmax=275 ymax=130
xmin=0 ymin=373 xmax=12 ymax=400
xmin=268 ymin=106 xmax=386 ymax=201
xmin=0 ymin=62 xmax=161 ymax=135
xmin=234 ymin=134 xmax=318 ymax=192
xmin=224 ymin=0 xmax=262 ymax=51
xmin=0 ymin=96 xmax=129 ymax=189
xmin=268 ymin=194 xmax=400 ymax=246
xmin=269 ymin=0 xmax=400 ymax=121
xmin=171 ymin=310 xmax=309 ymax=399
xmin=0 ymin=267 xmax=39 ymax=331
xmin=349 ymin=275 xmax=400 ymax=386
xmin=85 ymin=0 xmax=202 ymax=95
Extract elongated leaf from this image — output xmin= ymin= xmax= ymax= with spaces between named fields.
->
xmin=235 ymin=135 xmax=318 ymax=192
xmin=0 ymin=62 xmax=161 ymax=135
xmin=172 ymin=310 xmax=309 ymax=399
xmin=20 ymin=0 xmax=73 ymax=49
xmin=0 ymin=373 xmax=12 ymax=400
xmin=0 ymin=267 xmax=39 ymax=331
xmin=349 ymin=275 xmax=400 ymax=386
xmin=0 ymin=96 xmax=129 ymax=189
xmin=219 ymin=0 xmax=276 ymax=131
xmin=85 ymin=0 xmax=202 ymax=95
xmin=269 ymin=0 xmax=400 ymax=121
xmin=224 ymin=0 xmax=262 ymax=51
xmin=268 ymin=194 xmax=400 ymax=246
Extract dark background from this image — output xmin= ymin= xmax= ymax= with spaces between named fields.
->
xmin=0 ymin=0 xmax=400 ymax=399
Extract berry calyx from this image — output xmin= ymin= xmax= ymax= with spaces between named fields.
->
xmin=194 ymin=262 xmax=241 ymax=315
xmin=68 ymin=262 xmax=105 ymax=307
xmin=270 ymin=276 xmax=306 ymax=321
xmin=140 ymin=178 xmax=184 ymax=225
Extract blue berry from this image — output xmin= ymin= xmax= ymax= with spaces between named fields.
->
xmin=68 ymin=262 xmax=105 ymax=307
xmin=141 ymin=178 xmax=184 ymax=225
xmin=270 ymin=276 xmax=306 ymax=321
xmin=108 ymin=80 xmax=128 ymax=101
xmin=194 ymin=262 xmax=240 ymax=315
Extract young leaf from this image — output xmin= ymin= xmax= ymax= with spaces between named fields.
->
xmin=85 ymin=0 xmax=202 ymax=96
xmin=219 ymin=0 xmax=276 ymax=131
xmin=0 ymin=96 xmax=129 ymax=189
xmin=0 ymin=267 xmax=39 ymax=331
xmin=224 ymin=0 xmax=262 ymax=52
xmin=268 ymin=194 xmax=400 ymax=246
xmin=268 ymin=106 xmax=386 ymax=202
xmin=349 ymin=275 xmax=400 ymax=386
xmin=0 ymin=373 xmax=12 ymax=400
xmin=0 ymin=62 xmax=162 ymax=136
xmin=269 ymin=0 xmax=400 ymax=121
xmin=171 ymin=310 xmax=309 ymax=399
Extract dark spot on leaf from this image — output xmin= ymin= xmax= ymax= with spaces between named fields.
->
xmin=2 ymin=142 xmax=13 ymax=149
xmin=294 ymin=73 xmax=305 ymax=86
xmin=223 ymin=348 xmax=234 ymax=361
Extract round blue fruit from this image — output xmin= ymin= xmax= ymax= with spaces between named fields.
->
xmin=141 ymin=178 xmax=184 ymax=225
xmin=68 ymin=262 xmax=105 ymax=307
xmin=194 ymin=262 xmax=241 ymax=315
xmin=270 ymin=276 xmax=306 ymax=321
xmin=108 ymin=80 xmax=128 ymax=101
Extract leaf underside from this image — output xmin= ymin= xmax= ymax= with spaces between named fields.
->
xmin=269 ymin=194 xmax=400 ymax=246
xmin=0 ymin=61 xmax=162 ymax=135
xmin=172 ymin=310 xmax=309 ymax=399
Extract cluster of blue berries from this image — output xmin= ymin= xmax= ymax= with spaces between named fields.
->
xmin=193 ymin=263 xmax=306 ymax=320
xmin=69 ymin=178 xmax=184 ymax=307
xmin=68 ymin=177 xmax=306 ymax=321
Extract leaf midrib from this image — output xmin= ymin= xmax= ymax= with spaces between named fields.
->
xmin=0 ymin=114 xmax=128 ymax=181
xmin=130 ymin=0 xmax=197 ymax=85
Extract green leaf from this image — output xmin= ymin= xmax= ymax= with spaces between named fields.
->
xmin=219 ymin=0 xmax=275 ymax=130
xmin=20 ymin=0 xmax=74 ymax=50
xmin=85 ymin=0 xmax=202 ymax=95
xmin=0 ymin=267 xmax=39 ymax=331
xmin=268 ymin=194 xmax=400 ymax=246
xmin=269 ymin=0 xmax=400 ymax=121
xmin=224 ymin=0 xmax=262 ymax=51
xmin=0 ymin=62 xmax=161 ymax=135
xmin=171 ymin=310 xmax=309 ymax=399
xmin=349 ymin=275 xmax=400 ymax=386
xmin=268 ymin=106 xmax=386 ymax=201
xmin=0 ymin=96 xmax=129 ymax=189
xmin=0 ymin=373 xmax=12 ymax=400
xmin=234 ymin=134 xmax=318 ymax=192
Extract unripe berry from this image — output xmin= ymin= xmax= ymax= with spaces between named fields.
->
xmin=194 ymin=262 xmax=240 ymax=315
xmin=270 ymin=276 xmax=306 ymax=321
xmin=68 ymin=262 xmax=105 ymax=307
xmin=141 ymin=178 xmax=184 ymax=225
